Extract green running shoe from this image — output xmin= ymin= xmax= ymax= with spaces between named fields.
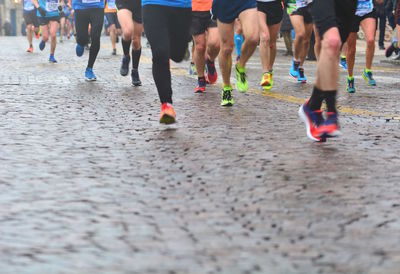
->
xmin=362 ymin=69 xmax=376 ymax=86
xmin=235 ymin=64 xmax=248 ymax=93
xmin=221 ymin=86 xmax=234 ymax=106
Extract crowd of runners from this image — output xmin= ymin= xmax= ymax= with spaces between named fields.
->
xmin=21 ymin=0 xmax=400 ymax=142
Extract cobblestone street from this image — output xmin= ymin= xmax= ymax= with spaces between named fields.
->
xmin=0 ymin=36 xmax=400 ymax=274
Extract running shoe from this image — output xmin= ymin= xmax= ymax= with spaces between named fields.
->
xmin=206 ymin=59 xmax=218 ymax=84
xmin=362 ymin=69 xmax=376 ymax=86
xmin=59 ymin=36 xmax=63 ymax=43
xmin=347 ymin=76 xmax=355 ymax=93
xmin=49 ymin=54 xmax=57 ymax=63
xmin=39 ymin=40 xmax=46 ymax=51
xmin=112 ymin=48 xmax=117 ymax=55
xmin=160 ymin=103 xmax=176 ymax=124
xmin=260 ymin=71 xmax=273 ymax=91
xmin=298 ymin=68 xmax=307 ymax=83
xmin=290 ymin=59 xmax=300 ymax=78
xmin=319 ymin=112 xmax=341 ymax=138
xmin=385 ymin=41 xmax=399 ymax=57
xmin=27 ymin=46 xmax=33 ymax=53
xmin=195 ymin=76 xmax=206 ymax=93
xmin=221 ymin=85 xmax=234 ymax=106
xmin=34 ymin=31 xmax=40 ymax=39
xmin=189 ymin=62 xmax=197 ymax=75
xmin=85 ymin=67 xmax=97 ymax=81
xmin=298 ymin=102 xmax=325 ymax=142
xmin=131 ymin=68 xmax=142 ymax=86
xmin=235 ymin=64 xmax=248 ymax=93
xmin=339 ymin=57 xmax=348 ymax=70
xmin=76 ymin=44 xmax=84 ymax=57
xmin=120 ymin=55 xmax=130 ymax=76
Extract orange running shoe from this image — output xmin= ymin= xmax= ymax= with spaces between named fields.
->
xmin=35 ymin=31 xmax=40 ymax=39
xmin=27 ymin=46 xmax=33 ymax=53
xmin=160 ymin=103 xmax=176 ymax=124
xmin=205 ymin=59 xmax=218 ymax=84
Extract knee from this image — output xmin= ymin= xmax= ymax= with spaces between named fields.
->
xmin=122 ymin=28 xmax=133 ymax=40
xmin=131 ymin=36 xmax=141 ymax=50
xmin=323 ymin=36 xmax=341 ymax=56
xmin=260 ymin=32 xmax=271 ymax=46
xmin=220 ymin=43 xmax=234 ymax=56
xmin=246 ymin=33 xmax=259 ymax=48
xmin=195 ymin=41 xmax=206 ymax=55
xmin=296 ymin=31 xmax=306 ymax=42
xmin=153 ymin=47 xmax=169 ymax=63
xmin=366 ymin=37 xmax=375 ymax=48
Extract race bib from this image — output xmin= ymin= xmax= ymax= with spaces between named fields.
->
xmin=82 ymin=0 xmax=101 ymax=3
xmin=46 ymin=0 xmax=58 ymax=11
xmin=107 ymin=0 xmax=116 ymax=9
xmin=24 ymin=0 xmax=35 ymax=11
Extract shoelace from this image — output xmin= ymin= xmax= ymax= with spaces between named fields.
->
xmin=236 ymin=67 xmax=246 ymax=83
xmin=223 ymin=90 xmax=232 ymax=101
xmin=299 ymin=68 xmax=305 ymax=78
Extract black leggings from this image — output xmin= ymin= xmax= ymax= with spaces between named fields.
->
xmin=143 ymin=5 xmax=191 ymax=104
xmin=75 ymin=8 xmax=104 ymax=69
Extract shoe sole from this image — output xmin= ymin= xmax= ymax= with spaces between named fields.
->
xmin=131 ymin=82 xmax=142 ymax=87
xmin=298 ymin=105 xmax=322 ymax=142
xmin=160 ymin=114 xmax=175 ymax=124
xmin=221 ymin=102 xmax=234 ymax=107
xmin=85 ymin=78 xmax=97 ymax=82
xmin=237 ymin=88 xmax=247 ymax=94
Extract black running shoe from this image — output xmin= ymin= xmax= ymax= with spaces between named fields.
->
xmin=131 ymin=68 xmax=142 ymax=86
xmin=120 ymin=55 xmax=130 ymax=76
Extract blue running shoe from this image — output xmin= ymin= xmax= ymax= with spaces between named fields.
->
xmin=76 ymin=44 xmax=84 ymax=57
xmin=298 ymin=68 xmax=307 ymax=83
xmin=290 ymin=59 xmax=300 ymax=78
xmin=319 ymin=112 xmax=341 ymax=138
xmin=39 ymin=40 xmax=46 ymax=51
xmin=298 ymin=101 xmax=325 ymax=142
xmin=362 ymin=69 xmax=376 ymax=86
xmin=339 ymin=57 xmax=348 ymax=70
xmin=347 ymin=76 xmax=355 ymax=93
xmin=85 ymin=68 xmax=97 ymax=81
xmin=49 ymin=54 xmax=57 ymax=63
xmin=120 ymin=55 xmax=130 ymax=76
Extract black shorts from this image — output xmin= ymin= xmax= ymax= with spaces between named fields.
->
xmin=105 ymin=12 xmax=121 ymax=29
xmin=211 ymin=0 xmax=257 ymax=24
xmin=116 ymin=0 xmax=142 ymax=24
xmin=190 ymin=11 xmax=217 ymax=36
xmin=310 ymin=0 xmax=357 ymax=43
xmin=257 ymin=1 xmax=283 ymax=26
xmin=23 ymin=11 xmax=39 ymax=27
xmin=291 ymin=6 xmax=313 ymax=24
xmin=39 ymin=16 xmax=60 ymax=25
xmin=350 ymin=10 xmax=375 ymax=32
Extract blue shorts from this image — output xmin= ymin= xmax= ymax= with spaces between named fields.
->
xmin=211 ymin=0 xmax=257 ymax=24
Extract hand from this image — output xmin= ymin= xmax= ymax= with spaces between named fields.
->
xmin=38 ymin=7 xmax=46 ymax=17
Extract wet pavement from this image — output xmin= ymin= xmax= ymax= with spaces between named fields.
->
xmin=0 ymin=36 xmax=399 ymax=274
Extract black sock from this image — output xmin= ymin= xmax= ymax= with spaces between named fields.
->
xmin=324 ymin=90 xmax=338 ymax=113
xmin=132 ymin=48 xmax=141 ymax=69
xmin=308 ymin=86 xmax=324 ymax=111
xmin=122 ymin=38 xmax=131 ymax=56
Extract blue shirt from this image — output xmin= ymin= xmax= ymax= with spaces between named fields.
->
xmin=356 ymin=0 xmax=373 ymax=16
xmin=37 ymin=0 xmax=60 ymax=17
xmin=142 ymin=0 xmax=191 ymax=8
xmin=72 ymin=0 xmax=105 ymax=10
xmin=24 ymin=0 xmax=36 ymax=14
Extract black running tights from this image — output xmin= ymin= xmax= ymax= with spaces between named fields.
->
xmin=143 ymin=5 xmax=191 ymax=104
xmin=75 ymin=8 xmax=104 ymax=69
